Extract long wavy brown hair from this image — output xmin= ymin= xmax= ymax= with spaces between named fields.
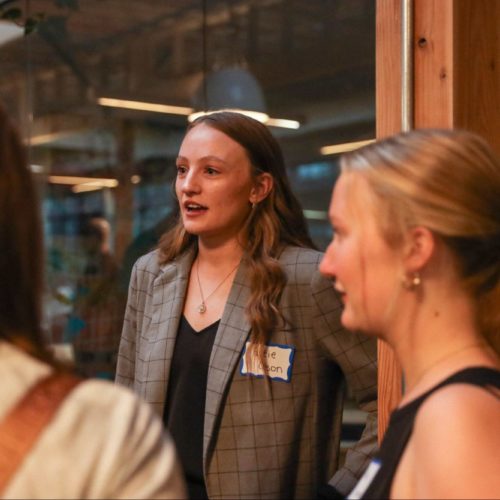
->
xmin=0 ymin=104 xmax=54 ymax=365
xmin=159 ymin=111 xmax=316 ymax=348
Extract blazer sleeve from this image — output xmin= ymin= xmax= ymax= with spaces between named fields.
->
xmin=115 ymin=259 xmax=140 ymax=388
xmin=311 ymin=269 xmax=378 ymax=496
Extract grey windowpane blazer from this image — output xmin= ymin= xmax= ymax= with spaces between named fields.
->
xmin=116 ymin=246 xmax=378 ymax=499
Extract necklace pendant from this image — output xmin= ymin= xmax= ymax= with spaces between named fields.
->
xmin=198 ymin=302 xmax=207 ymax=314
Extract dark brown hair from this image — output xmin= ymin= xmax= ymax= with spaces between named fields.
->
xmin=159 ymin=111 xmax=315 ymax=347
xmin=0 ymin=104 xmax=52 ymax=362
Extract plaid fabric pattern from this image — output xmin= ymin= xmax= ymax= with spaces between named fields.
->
xmin=116 ymin=247 xmax=378 ymax=499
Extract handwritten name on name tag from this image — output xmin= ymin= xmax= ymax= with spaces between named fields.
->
xmin=240 ymin=342 xmax=295 ymax=382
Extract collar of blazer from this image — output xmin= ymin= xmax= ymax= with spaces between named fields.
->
xmin=203 ymin=256 xmax=253 ymax=463
xmin=156 ymin=246 xmax=195 ymax=286
xmin=152 ymin=247 xmax=253 ymax=464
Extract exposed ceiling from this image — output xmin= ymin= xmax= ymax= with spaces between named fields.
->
xmin=0 ymin=0 xmax=375 ymax=167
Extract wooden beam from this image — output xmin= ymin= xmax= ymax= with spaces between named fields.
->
xmin=453 ymin=0 xmax=500 ymax=153
xmin=413 ymin=0 xmax=454 ymax=127
xmin=375 ymin=0 xmax=404 ymax=442
xmin=414 ymin=0 xmax=500 ymax=150
xmin=376 ymin=0 xmax=402 ymax=139
xmin=376 ymin=0 xmax=500 ymax=440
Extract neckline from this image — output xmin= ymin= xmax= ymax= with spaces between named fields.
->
xmin=393 ymin=365 xmax=500 ymax=421
xmin=181 ymin=315 xmax=220 ymax=334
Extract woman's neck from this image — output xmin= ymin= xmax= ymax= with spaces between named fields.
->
xmin=197 ymin=237 xmax=244 ymax=269
xmin=389 ymin=285 xmax=496 ymax=402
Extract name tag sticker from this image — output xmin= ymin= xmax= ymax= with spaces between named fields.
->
xmin=347 ymin=459 xmax=381 ymax=500
xmin=240 ymin=342 xmax=295 ymax=382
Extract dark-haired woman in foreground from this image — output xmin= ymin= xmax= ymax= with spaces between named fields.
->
xmin=0 ymin=104 xmax=186 ymax=498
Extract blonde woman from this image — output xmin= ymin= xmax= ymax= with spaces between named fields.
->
xmin=116 ymin=111 xmax=378 ymax=499
xmin=320 ymin=128 xmax=500 ymax=499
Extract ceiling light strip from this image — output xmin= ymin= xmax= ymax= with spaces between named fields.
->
xmin=49 ymin=175 xmax=118 ymax=187
xmin=98 ymin=99 xmax=300 ymax=130
xmin=320 ymin=139 xmax=375 ymax=156
xmin=98 ymin=97 xmax=193 ymax=116
xmin=72 ymin=184 xmax=107 ymax=194
xmin=188 ymin=108 xmax=269 ymax=124
xmin=265 ymin=117 xmax=300 ymax=129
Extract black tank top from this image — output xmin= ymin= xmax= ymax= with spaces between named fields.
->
xmin=163 ymin=316 xmax=220 ymax=500
xmin=348 ymin=367 xmax=500 ymax=500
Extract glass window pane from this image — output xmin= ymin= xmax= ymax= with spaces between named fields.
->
xmin=0 ymin=0 xmax=374 ymax=394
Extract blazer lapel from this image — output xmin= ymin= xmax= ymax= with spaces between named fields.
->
xmin=203 ymin=259 xmax=252 ymax=462
xmin=145 ymin=248 xmax=195 ymax=416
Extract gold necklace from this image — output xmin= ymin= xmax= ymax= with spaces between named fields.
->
xmin=195 ymin=259 xmax=239 ymax=314
xmin=412 ymin=342 xmax=485 ymax=388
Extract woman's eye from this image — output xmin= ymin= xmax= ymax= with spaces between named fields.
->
xmin=176 ymin=165 xmax=187 ymax=175
xmin=206 ymin=167 xmax=219 ymax=175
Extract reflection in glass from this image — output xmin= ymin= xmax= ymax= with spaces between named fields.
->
xmin=0 ymin=1 xmax=374 ymax=386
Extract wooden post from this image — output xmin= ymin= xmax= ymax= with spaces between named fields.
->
xmin=414 ymin=0 xmax=500 ymax=151
xmin=375 ymin=0 xmax=404 ymax=442
xmin=376 ymin=0 xmax=500 ymax=439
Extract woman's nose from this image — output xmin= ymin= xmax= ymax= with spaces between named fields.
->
xmin=319 ymin=244 xmax=336 ymax=278
xmin=181 ymin=170 xmax=201 ymax=194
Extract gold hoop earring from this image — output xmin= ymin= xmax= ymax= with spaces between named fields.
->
xmin=402 ymin=272 xmax=421 ymax=290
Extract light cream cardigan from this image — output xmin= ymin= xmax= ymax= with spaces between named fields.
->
xmin=0 ymin=341 xmax=186 ymax=499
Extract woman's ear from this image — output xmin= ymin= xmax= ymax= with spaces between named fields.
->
xmin=403 ymin=226 xmax=435 ymax=272
xmin=250 ymin=172 xmax=274 ymax=204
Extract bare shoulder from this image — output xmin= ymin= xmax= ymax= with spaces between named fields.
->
xmin=411 ymin=383 xmax=500 ymax=498
xmin=415 ymin=382 xmax=500 ymax=446
xmin=418 ymin=381 xmax=499 ymax=422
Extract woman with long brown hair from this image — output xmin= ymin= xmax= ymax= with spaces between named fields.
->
xmin=116 ymin=111 xmax=378 ymax=499
xmin=0 ymin=104 xmax=185 ymax=499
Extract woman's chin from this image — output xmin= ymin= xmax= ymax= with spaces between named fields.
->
xmin=182 ymin=221 xmax=203 ymax=236
xmin=340 ymin=311 xmax=357 ymax=332
xmin=340 ymin=311 xmax=372 ymax=337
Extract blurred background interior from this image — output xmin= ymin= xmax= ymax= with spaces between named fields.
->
xmin=0 ymin=0 xmax=373 ymax=445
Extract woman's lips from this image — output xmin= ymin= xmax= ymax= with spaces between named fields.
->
xmin=334 ymin=283 xmax=347 ymax=303
xmin=183 ymin=201 xmax=208 ymax=216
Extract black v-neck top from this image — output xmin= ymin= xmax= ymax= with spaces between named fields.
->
xmin=350 ymin=367 xmax=500 ymax=500
xmin=163 ymin=315 xmax=220 ymax=500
